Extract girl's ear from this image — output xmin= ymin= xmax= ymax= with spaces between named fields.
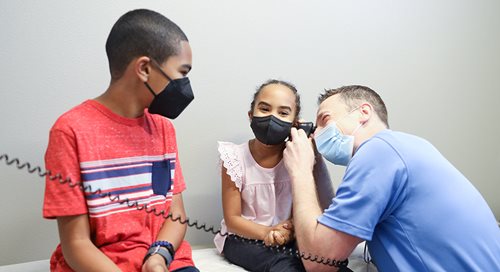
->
xmin=248 ymin=111 xmax=253 ymax=122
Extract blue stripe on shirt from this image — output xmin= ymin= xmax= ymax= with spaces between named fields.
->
xmin=82 ymin=165 xmax=151 ymax=181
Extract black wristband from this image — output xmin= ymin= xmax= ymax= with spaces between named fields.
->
xmin=143 ymin=245 xmax=173 ymax=267
xmin=151 ymin=240 xmax=175 ymax=258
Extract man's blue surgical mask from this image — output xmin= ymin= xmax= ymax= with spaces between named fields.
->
xmin=314 ymin=122 xmax=355 ymax=166
xmin=314 ymin=108 xmax=362 ymax=166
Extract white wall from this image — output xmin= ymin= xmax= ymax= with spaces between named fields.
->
xmin=1 ymin=0 xmax=499 ymax=265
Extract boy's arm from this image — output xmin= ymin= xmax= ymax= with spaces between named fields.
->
xmin=155 ymin=193 xmax=187 ymax=250
xmin=57 ymin=215 xmax=121 ymax=272
xmin=142 ymin=193 xmax=188 ymax=271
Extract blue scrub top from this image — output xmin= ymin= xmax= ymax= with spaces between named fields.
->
xmin=318 ymin=130 xmax=500 ymax=271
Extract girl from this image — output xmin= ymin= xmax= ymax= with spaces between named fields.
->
xmin=214 ymin=79 xmax=335 ymax=271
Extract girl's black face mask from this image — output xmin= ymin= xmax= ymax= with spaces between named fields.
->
xmin=250 ymin=115 xmax=293 ymax=145
xmin=145 ymin=60 xmax=194 ymax=119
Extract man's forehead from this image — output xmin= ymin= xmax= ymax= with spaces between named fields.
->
xmin=317 ymin=95 xmax=345 ymax=115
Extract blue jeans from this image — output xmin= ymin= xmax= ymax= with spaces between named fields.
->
xmin=222 ymin=234 xmax=305 ymax=272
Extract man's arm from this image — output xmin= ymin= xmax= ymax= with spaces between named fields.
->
xmin=284 ymin=128 xmax=362 ymax=272
xmin=57 ymin=215 xmax=121 ymax=272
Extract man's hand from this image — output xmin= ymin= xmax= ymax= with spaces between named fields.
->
xmin=142 ymin=254 xmax=168 ymax=272
xmin=284 ymin=127 xmax=316 ymax=178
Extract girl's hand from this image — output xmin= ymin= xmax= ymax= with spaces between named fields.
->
xmin=279 ymin=219 xmax=294 ymax=231
xmin=265 ymin=229 xmax=293 ymax=246
xmin=264 ymin=220 xmax=295 ymax=246
xmin=264 ymin=230 xmax=276 ymax=246
xmin=272 ymin=229 xmax=288 ymax=245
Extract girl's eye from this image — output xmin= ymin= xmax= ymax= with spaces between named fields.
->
xmin=280 ymin=111 xmax=290 ymax=116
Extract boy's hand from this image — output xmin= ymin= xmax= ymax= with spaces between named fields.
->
xmin=142 ymin=254 xmax=168 ymax=272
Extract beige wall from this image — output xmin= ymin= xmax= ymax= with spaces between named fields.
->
xmin=1 ymin=0 xmax=499 ymax=265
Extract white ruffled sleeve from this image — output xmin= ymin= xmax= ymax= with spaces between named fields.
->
xmin=218 ymin=141 xmax=244 ymax=191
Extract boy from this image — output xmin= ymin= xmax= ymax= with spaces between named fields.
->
xmin=43 ymin=9 xmax=199 ymax=272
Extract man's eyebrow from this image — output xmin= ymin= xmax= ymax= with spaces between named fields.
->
xmin=316 ymin=111 xmax=330 ymax=121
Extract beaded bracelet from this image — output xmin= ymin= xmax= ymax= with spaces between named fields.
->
xmin=143 ymin=240 xmax=175 ymax=266
xmin=151 ymin=240 xmax=175 ymax=258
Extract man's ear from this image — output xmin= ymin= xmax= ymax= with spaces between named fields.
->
xmin=359 ymin=103 xmax=372 ymax=123
xmin=135 ymin=56 xmax=151 ymax=82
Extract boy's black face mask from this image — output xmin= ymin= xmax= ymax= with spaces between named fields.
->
xmin=145 ymin=60 xmax=194 ymax=119
xmin=250 ymin=115 xmax=293 ymax=145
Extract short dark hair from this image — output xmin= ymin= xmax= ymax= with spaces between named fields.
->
xmin=250 ymin=79 xmax=302 ymax=120
xmin=105 ymin=9 xmax=188 ymax=80
xmin=318 ymin=85 xmax=389 ymax=127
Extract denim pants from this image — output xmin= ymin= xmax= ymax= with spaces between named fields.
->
xmin=223 ymin=234 xmax=353 ymax=272
xmin=222 ymin=234 xmax=306 ymax=272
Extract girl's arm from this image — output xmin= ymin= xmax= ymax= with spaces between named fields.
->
xmin=313 ymin=153 xmax=335 ymax=210
xmin=221 ymin=166 xmax=272 ymax=240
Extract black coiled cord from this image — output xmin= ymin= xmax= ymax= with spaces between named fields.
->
xmin=0 ymin=153 xmax=349 ymax=268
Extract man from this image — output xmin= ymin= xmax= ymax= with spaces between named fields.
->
xmin=43 ymin=9 xmax=198 ymax=271
xmin=283 ymin=85 xmax=500 ymax=271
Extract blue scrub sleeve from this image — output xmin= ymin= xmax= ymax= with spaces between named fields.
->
xmin=318 ymin=137 xmax=408 ymax=241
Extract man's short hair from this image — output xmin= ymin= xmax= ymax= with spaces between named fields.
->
xmin=105 ymin=9 xmax=188 ymax=80
xmin=318 ymin=85 xmax=389 ymax=127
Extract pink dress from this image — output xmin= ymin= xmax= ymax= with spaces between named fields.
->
xmin=213 ymin=141 xmax=293 ymax=253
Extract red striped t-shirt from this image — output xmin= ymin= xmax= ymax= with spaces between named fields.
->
xmin=43 ymin=100 xmax=194 ymax=271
